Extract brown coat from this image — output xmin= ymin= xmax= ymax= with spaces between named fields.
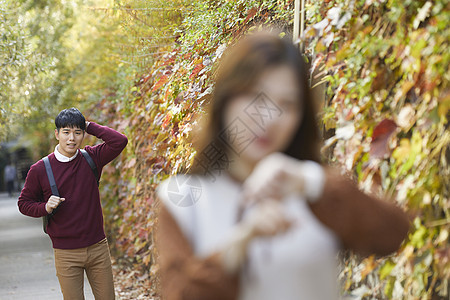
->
xmin=156 ymin=168 xmax=411 ymax=300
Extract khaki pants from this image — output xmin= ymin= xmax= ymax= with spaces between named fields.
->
xmin=54 ymin=238 xmax=115 ymax=300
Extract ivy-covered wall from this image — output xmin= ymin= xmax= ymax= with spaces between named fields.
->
xmin=95 ymin=0 xmax=448 ymax=298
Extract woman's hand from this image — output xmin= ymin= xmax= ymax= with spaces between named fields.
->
xmin=242 ymin=152 xmax=325 ymax=204
xmin=242 ymin=200 xmax=292 ymax=238
xmin=220 ymin=200 xmax=291 ymax=273
xmin=242 ymin=152 xmax=304 ymax=203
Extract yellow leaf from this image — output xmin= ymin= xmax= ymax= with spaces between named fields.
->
xmin=380 ymin=260 xmax=396 ymax=280
xmin=392 ymin=139 xmax=411 ymax=161
xmin=438 ymin=92 xmax=450 ymax=119
xmin=336 ymin=41 xmax=351 ymax=61
xmin=173 ymin=143 xmax=185 ymax=157
xmin=315 ymin=40 xmax=326 ymax=52
xmin=143 ymin=254 xmax=151 ymax=266
xmin=192 ymin=57 xmax=203 ymax=65
xmin=393 ymin=81 xmax=415 ymax=104
xmin=436 ymin=228 xmax=449 ymax=244
xmin=361 ymin=255 xmax=377 ymax=279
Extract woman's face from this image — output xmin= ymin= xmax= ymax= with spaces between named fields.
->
xmin=223 ymin=65 xmax=302 ymax=166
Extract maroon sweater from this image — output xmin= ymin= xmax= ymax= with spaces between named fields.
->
xmin=18 ymin=122 xmax=128 ymax=249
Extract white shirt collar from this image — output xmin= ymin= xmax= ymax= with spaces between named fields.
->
xmin=54 ymin=145 xmax=78 ymax=162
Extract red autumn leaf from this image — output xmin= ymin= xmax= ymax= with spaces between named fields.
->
xmin=244 ymin=7 xmax=258 ymax=23
xmin=141 ymin=74 xmax=151 ymax=84
xmin=370 ymin=119 xmax=398 ymax=159
xmin=161 ymin=112 xmax=172 ymax=129
xmin=183 ymin=52 xmax=192 ymax=60
xmin=189 ymin=63 xmax=204 ymax=80
xmin=151 ymin=75 xmax=168 ymax=92
xmin=162 ymin=56 xmax=175 ymax=66
xmin=138 ymin=228 xmax=147 ymax=239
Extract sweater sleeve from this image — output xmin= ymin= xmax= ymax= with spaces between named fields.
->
xmin=85 ymin=122 xmax=128 ymax=168
xmin=308 ymin=168 xmax=411 ymax=257
xmin=156 ymin=204 xmax=239 ymax=300
xmin=17 ymin=162 xmax=48 ymax=217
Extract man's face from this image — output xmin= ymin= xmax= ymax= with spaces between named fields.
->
xmin=55 ymin=127 xmax=85 ymax=157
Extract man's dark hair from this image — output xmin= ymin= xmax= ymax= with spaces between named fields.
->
xmin=55 ymin=108 xmax=86 ymax=131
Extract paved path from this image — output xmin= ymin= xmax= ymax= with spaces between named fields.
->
xmin=0 ymin=192 xmax=94 ymax=299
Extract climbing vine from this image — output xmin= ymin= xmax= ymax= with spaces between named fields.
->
xmin=92 ymin=0 xmax=448 ymax=298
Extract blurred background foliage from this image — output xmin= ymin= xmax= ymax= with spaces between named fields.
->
xmin=0 ymin=0 xmax=135 ymax=156
xmin=1 ymin=0 xmax=448 ymax=298
xmin=303 ymin=0 xmax=449 ymax=298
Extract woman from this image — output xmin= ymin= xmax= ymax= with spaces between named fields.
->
xmin=156 ymin=31 xmax=410 ymax=300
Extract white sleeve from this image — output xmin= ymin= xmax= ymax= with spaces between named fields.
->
xmin=301 ymin=161 xmax=326 ymax=202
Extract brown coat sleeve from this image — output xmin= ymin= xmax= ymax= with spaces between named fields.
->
xmin=156 ymin=203 xmax=239 ymax=300
xmin=309 ymin=168 xmax=411 ymax=257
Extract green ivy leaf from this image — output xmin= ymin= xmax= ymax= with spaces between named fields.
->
xmin=380 ymin=260 xmax=396 ymax=280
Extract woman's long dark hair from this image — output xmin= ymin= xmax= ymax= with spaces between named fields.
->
xmin=190 ymin=30 xmax=321 ymax=174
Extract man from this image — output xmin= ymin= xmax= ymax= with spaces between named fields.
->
xmin=18 ymin=108 xmax=128 ymax=299
xmin=4 ymin=161 xmax=16 ymax=197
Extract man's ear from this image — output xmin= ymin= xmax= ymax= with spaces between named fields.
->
xmin=55 ymin=129 xmax=59 ymax=141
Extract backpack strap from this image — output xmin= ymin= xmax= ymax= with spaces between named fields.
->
xmin=43 ymin=156 xmax=59 ymax=197
xmin=80 ymin=149 xmax=99 ymax=186
xmin=42 ymin=156 xmax=59 ymax=234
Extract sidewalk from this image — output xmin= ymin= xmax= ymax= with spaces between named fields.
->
xmin=0 ymin=192 xmax=94 ymax=299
